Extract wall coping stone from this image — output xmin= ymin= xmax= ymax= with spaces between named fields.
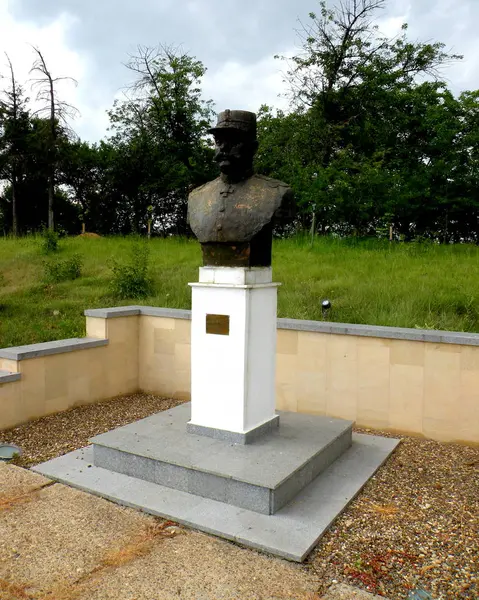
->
xmin=140 ymin=306 xmax=192 ymax=320
xmin=278 ymin=318 xmax=479 ymax=346
xmin=0 ymin=338 xmax=108 ymax=361
xmin=84 ymin=306 xmax=142 ymax=318
xmin=84 ymin=306 xmax=192 ymax=320
xmin=83 ymin=306 xmax=479 ymax=347
xmin=0 ymin=370 xmax=21 ymax=383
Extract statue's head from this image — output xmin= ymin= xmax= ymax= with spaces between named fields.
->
xmin=208 ymin=110 xmax=258 ymax=180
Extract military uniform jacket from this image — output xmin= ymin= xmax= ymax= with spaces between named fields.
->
xmin=187 ymin=174 xmax=293 ymax=243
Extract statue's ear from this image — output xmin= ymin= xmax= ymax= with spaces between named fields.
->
xmin=251 ymin=139 xmax=259 ymax=154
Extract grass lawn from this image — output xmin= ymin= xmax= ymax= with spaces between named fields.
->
xmin=0 ymin=234 xmax=478 ymax=348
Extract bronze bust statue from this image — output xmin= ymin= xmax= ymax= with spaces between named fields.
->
xmin=187 ymin=109 xmax=293 ymax=267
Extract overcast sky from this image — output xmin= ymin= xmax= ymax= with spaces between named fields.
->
xmin=1 ymin=0 xmax=477 ymax=142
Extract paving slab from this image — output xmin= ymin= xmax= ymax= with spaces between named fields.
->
xmin=0 ymin=337 xmax=108 ymax=360
xmin=0 ymin=462 xmax=50 ymax=499
xmin=0 ymin=369 xmax=21 ymax=383
xmin=33 ymin=433 xmax=399 ymax=562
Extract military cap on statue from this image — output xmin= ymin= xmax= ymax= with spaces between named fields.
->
xmin=207 ymin=109 xmax=257 ymax=138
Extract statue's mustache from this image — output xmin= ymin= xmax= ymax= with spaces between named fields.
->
xmin=216 ymin=155 xmax=234 ymax=163
xmin=215 ymin=152 xmax=240 ymax=161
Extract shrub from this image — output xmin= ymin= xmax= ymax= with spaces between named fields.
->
xmin=41 ymin=227 xmax=59 ymax=254
xmin=110 ymin=242 xmax=153 ymax=299
xmin=44 ymin=254 xmax=83 ymax=283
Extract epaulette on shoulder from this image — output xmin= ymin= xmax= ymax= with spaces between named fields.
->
xmin=254 ymin=174 xmax=289 ymax=189
xmin=189 ymin=179 xmax=217 ymax=196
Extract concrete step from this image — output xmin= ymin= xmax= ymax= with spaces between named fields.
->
xmin=90 ymin=403 xmax=353 ymax=515
xmin=33 ymin=433 xmax=400 ymax=562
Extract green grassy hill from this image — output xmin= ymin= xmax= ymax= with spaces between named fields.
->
xmin=1 ymin=234 xmax=478 ymax=348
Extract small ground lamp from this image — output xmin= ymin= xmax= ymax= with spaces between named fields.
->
xmin=321 ymin=299 xmax=331 ymax=319
xmin=0 ymin=443 xmax=22 ymax=462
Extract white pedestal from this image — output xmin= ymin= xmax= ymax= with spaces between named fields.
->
xmin=188 ymin=267 xmax=280 ymax=443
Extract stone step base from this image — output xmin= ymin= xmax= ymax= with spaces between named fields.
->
xmin=33 ymin=433 xmax=399 ymax=562
xmin=90 ymin=403 xmax=353 ymax=515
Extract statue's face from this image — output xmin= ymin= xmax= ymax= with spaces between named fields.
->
xmin=213 ymin=130 xmax=257 ymax=177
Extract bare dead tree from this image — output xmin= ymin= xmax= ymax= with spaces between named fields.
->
xmin=125 ymin=44 xmax=166 ymax=98
xmin=30 ymin=46 xmax=79 ymax=230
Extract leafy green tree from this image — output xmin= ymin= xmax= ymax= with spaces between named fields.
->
xmin=0 ymin=54 xmax=30 ymax=235
xmin=261 ymin=0 xmax=469 ymax=239
xmin=106 ymin=45 xmax=216 ymax=235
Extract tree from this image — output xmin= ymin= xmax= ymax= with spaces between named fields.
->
xmin=280 ymin=1 xmax=460 ymax=107
xmin=106 ymin=45 xmax=215 ymax=234
xmin=30 ymin=46 xmax=79 ymax=230
xmin=59 ymin=140 xmax=102 ymax=231
xmin=124 ymin=45 xmax=214 ymax=172
xmin=0 ymin=54 xmax=30 ymax=235
xmin=264 ymin=0 xmax=467 ymax=239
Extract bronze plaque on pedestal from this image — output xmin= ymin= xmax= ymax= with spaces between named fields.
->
xmin=206 ymin=314 xmax=230 ymax=336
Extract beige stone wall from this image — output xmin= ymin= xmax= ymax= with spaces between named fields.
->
xmin=0 ymin=378 xmax=22 ymax=431
xmin=276 ymin=330 xmax=479 ymax=444
xmin=139 ymin=316 xmax=479 ymax=444
xmin=0 ymin=316 xmax=139 ymax=430
xmin=1 ymin=310 xmax=478 ymax=444
xmin=89 ymin=315 xmax=140 ymax=397
xmin=139 ymin=316 xmax=191 ymax=401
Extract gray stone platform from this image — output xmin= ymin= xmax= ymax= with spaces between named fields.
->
xmin=33 ymin=404 xmax=399 ymax=561
xmin=90 ymin=404 xmax=353 ymax=515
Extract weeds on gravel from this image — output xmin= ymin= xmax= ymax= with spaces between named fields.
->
xmin=345 ymin=549 xmax=419 ymax=595
xmin=368 ymin=501 xmax=399 ymax=517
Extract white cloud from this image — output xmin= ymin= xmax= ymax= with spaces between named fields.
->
xmin=0 ymin=3 xmax=109 ymax=141
xmin=0 ymin=1 xmax=295 ymax=140
xmin=2 ymin=0 xmax=479 ymax=143
xmin=203 ymin=52 xmax=294 ymax=116
xmin=378 ymin=15 xmax=408 ymax=38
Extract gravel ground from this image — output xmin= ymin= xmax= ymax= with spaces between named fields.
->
xmin=1 ymin=394 xmax=478 ymax=599
xmin=310 ymin=430 xmax=479 ymax=599
xmin=0 ymin=394 xmax=184 ymax=468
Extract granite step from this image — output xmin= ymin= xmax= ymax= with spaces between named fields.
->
xmin=33 ymin=433 xmax=400 ymax=562
xmin=90 ymin=403 xmax=353 ymax=515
